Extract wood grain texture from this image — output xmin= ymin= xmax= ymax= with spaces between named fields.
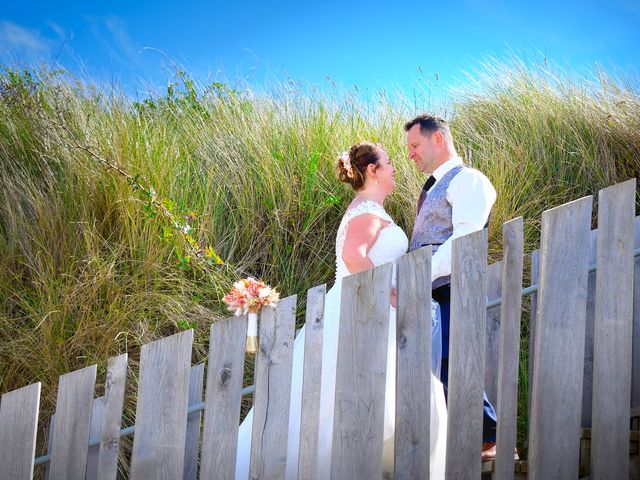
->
xmin=249 ymin=295 xmax=297 ymax=480
xmin=330 ymin=263 xmax=393 ymax=480
xmin=297 ymin=285 xmax=326 ymax=480
xmin=49 ymin=364 xmax=97 ymax=480
xmin=445 ymin=229 xmax=488 ymax=480
xmin=85 ymin=396 xmax=105 ymax=480
xmin=591 ymin=179 xmax=636 ymax=480
xmin=528 ymin=196 xmax=592 ymax=480
xmin=96 ymin=353 xmax=127 ymax=480
xmin=581 ymin=228 xmax=598 ymax=428
xmin=0 ymin=382 xmax=41 ymax=480
xmin=633 ymin=215 xmax=640 ymax=409
xmin=494 ymin=217 xmax=524 ymax=480
xmin=44 ymin=413 xmax=55 ymax=480
xmin=184 ymin=363 xmax=205 ymax=480
xmin=485 ymin=259 xmax=503 ymax=406
xmin=395 ymin=247 xmax=432 ymax=479
xmin=528 ymin=249 xmax=539 ymax=422
xmin=199 ymin=316 xmax=247 ymax=480
xmin=130 ymin=330 xmax=193 ymax=480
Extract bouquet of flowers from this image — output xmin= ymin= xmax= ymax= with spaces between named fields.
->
xmin=222 ymin=277 xmax=280 ymax=353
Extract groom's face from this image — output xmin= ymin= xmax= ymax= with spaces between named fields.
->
xmin=406 ymin=125 xmax=438 ymax=174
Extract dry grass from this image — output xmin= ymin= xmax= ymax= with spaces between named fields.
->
xmin=0 ymin=61 xmax=638 ymax=465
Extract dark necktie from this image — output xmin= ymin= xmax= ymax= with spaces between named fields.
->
xmin=417 ymin=175 xmax=436 ymax=214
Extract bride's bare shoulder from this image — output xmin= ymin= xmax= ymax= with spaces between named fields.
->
xmin=345 ymin=198 xmax=386 ymax=215
xmin=341 ymin=201 xmax=392 ymax=236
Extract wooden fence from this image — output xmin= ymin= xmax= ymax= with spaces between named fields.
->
xmin=1 ymin=179 xmax=639 ymax=479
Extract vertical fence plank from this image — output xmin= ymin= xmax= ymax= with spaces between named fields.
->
xmin=530 ymin=223 xmax=619 ymax=429
xmin=184 ymin=363 xmax=205 ymax=480
xmin=97 ymin=353 xmax=127 ymax=480
xmin=86 ymin=396 xmax=105 ymax=480
xmin=633 ymin=215 xmax=640 ymax=409
xmin=130 ymin=330 xmax=193 ymax=480
xmin=591 ymin=179 xmax=636 ymax=479
xmin=395 ymin=247 xmax=432 ymax=479
xmin=44 ymin=413 xmax=55 ymax=480
xmin=330 ymin=263 xmax=393 ymax=480
xmin=528 ymin=248 xmax=539 ymax=421
xmin=494 ymin=217 xmax=524 ymax=480
xmin=485 ymin=260 xmax=503 ymax=406
xmin=581 ymin=229 xmax=598 ymax=428
xmin=297 ymin=285 xmax=326 ymax=480
xmin=445 ymin=229 xmax=488 ymax=480
xmin=532 ymin=214 xmax=640 ymax=429
xmin=528 ymin=196 xmax=593 ymax=480
xmin=0 ymin=382 xmax=41 ymax=480
xmin=199 ymin=316 xmax=247 ymax=480
xmin=49 ymin=364 xmax=97 ymax=480
xmin=249 ymin=295 xmax=297 ymax=479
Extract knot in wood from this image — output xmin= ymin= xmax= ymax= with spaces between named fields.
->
xmin=105 ymin=370 xmax=113 ymax=389
xmin=219 ymin=367 xmax=232 ymax=386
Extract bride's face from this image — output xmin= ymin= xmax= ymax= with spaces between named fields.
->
xmin=373 ymin=150 xmax=396 ymax=195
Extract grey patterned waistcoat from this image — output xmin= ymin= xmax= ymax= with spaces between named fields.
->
xmin=409 ymin=164 xmax=466 ymax=289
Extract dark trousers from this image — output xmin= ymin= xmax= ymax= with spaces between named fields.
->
xmin=433 ymin=284 xmax=497 ymax=442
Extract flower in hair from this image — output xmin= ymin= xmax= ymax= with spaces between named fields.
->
xmin=340 ymin=152 xmax=354 ymax=178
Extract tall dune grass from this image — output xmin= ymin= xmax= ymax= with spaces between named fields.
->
xmin=0 ymin=61 xmax=638 ymax=463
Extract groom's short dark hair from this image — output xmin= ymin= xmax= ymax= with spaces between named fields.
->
xmin=404 ymin=114 xmax=452 ymax=140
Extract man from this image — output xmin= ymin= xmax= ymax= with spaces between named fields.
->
xmin=406 ymin=114 xmax=498 ymax=460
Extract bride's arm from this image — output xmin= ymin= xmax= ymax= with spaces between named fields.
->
xmin=341 ymin=214 xmax=386 ymax=275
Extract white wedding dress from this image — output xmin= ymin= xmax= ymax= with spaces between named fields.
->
xmin=235 ymin=200 xmax=447 ymax=479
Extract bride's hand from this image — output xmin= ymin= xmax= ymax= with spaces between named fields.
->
xmin=390 ymin=287 xmax=397 ymax=308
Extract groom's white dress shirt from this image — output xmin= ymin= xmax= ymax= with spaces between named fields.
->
xmin=428 ymin=156 xmax=497 ymax=283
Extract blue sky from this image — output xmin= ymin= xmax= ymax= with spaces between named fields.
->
xmin=1 ymin=0 xmax=639 ymax=101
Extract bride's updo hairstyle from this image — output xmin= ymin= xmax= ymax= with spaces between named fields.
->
xmin=336 ymin=142 xmax=381 ymax=191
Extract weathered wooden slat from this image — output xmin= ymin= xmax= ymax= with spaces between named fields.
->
xmin=528 ymin=249 xmax=539 ymax=422
xmin=296 ymin=285 xmax=326 ymax=480
xmin=184 ymin=363 xmax=205 ymax=480
xmin=494 ymin=217 xmax=524 ymax=480
xmin=130 ymin=330 xmax=193 ymax=480
xmin=86 ymin=396 xmax=105 ymax=480
xmin=533 ymin=227 xmax=611 ymax=430
xmin=581 ymin=228 xmax=598 ymax=428
xmin=633 ymin=215 xmax=640 ymax=409
xmin=485 ymin=259 xmax=503 ymax=406
xmin=0 ymin=382 xmax=41 ymax=480
xmin=533 ymin=216 xmax=639 ymax=428
xmin=528 ymin=196 xmax=593 ymax=480
xmin=249 ymin=295 xmax=297 ymax=479
xmin=44 ymin=413 xmax=55 ymax=480
xmin=395 ymin=247 xmax=432 ymax=479
xmin=591 ymin=179 xmax=636 ymax=480
xmin=96 ymin=353 xmax=127 ymax=480
xmin=445 ymin=229 xmax=488 ymax=480
xmin=531 ymin=229 xmax=598 ymax=429
xmin=530 ymin=223 xmax=606 ymax=432
xmin=199 ymin=316 xmax=247 ymax=480
xmin=49 ymin=364 xmax=97 ymax=480
xmin=330 ymin=263 xmax=393 ymax=480
xmin=531 ymin=226 xmax=608 ymax=429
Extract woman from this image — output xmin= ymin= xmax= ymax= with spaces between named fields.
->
xmin=236 ymin=142 xmax=447 ymax=479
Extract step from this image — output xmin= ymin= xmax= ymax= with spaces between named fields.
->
xmin=480 ymin=430 xmax=638 ymax=479
xmin=579 ymin=428 xmax=639 ymax=476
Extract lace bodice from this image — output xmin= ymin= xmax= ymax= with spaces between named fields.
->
xmin=335 ymin=200 xmax=409 ymax=286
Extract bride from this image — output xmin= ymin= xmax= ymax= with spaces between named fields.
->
xmin=235 ymin=142 xmax=447 ymax=479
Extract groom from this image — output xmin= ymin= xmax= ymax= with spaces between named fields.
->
xmin=405 ymin=114 xmax=499 ymax=460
